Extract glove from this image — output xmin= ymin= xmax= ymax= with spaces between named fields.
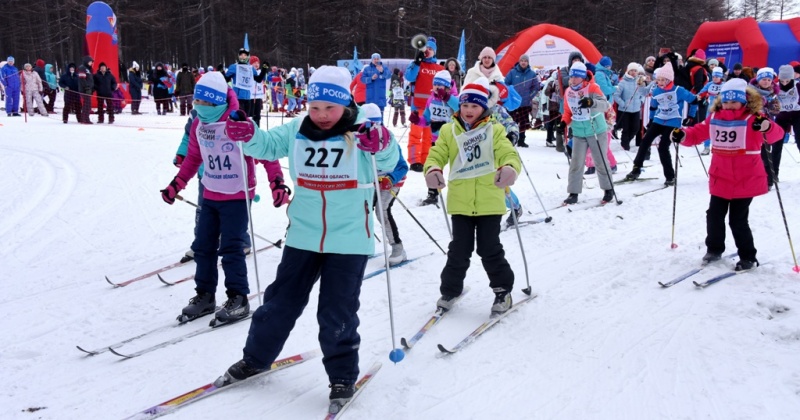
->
xmin=414 ymin=50 xmax=425 ymax=65
xmin=262 ymin=63 xmax=269 ymax=70
xmin=160 ymin=176 xmax=187 ymax=205
xmin=752 ymin=115 xmax=771 ymax=132
xmin=506 ymin=132 xmax=519 ymax=145
xmin=682 ymin=117 xmax=695 ymax=127
xmin=578 ymin=97 xmax=593 ymax=108
xmin=173 ymin=154 xmax=185 ymax=168
xmin=494 ymin=166 xmax=517 ymax=189
xmin=425 ymin=168 xmax=446 ymax=189
xmin=378 ymin=176 xmax=393 ymax=190
xmin=670 ymin=129 xmax=686 ymax=143
xmin=225 ymin=110 xmax=256 ymax=142
xmin=355 ymin=123 xmax=390 ymax=153
xmin=408 ymin=111 xmax=420 ymax=125
xmin=558 ymin=119 xmax=567 ymax=131
xmin=269 ymin=176 xmax=292 ymax=207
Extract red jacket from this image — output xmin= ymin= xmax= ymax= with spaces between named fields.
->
xmin=350 ymin=71 xmax=366 ymax=104
xmin=680 ymin=108 xmax=784 ymax=199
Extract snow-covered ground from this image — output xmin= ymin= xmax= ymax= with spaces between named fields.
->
xmin=2 ymin=105 xmax=800 ymax=420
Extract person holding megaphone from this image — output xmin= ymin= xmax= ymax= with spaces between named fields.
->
xmin=405 ymin=36 xmax=444 ymax=175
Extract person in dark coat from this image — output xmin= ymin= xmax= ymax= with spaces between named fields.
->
xmin=94 ymin=62 xmax=118 ymax=124
xmin=58 ymin=63 xmax=82 ymax=123
xmin=128 ymin=61 xmax=143 ymax=114
xmin=149 ymin=62 xmax=171 ymax=115
xmin=77 ymin=56 xmax=95 ymax=124
xmin=175 ymin=63 xmax=196 ymax=116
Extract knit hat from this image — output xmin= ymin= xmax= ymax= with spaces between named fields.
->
xmin=658 ymin=64 xmax=675 ymax=81
xmin=198 ymin=68 xmax=205 ymax=74
xmin=645 ymin=56 xmax=655 ymax=63
xmin=433 ymin=70 xmax=451 ymax=87
xmin=249 ymin=55 xmax=260 ymax=65
xmin=194 ymin=72 xmax=228 ymax=106
xmin=708 ymin=59 xmax=719 ymax=67
xmin=778 ymin=65 xmax=794 ymax=81
xmin=207 ymin=65 xmax=214 ymax=72
xmin=362 ymin=103 xmax=382 ymax=125
xmin=733 ymin=63 xmax=743 ymax=71
xmin=653 ymin=67 xmax=660 ymax=78
xmin=426 ymin=37 xmax=437 ymax=53
xmin=371 ymin=53 xmax=381 ymax=60
xmin=585 ymin=62 xmax=596 ymax=75
xmin=756 ymin=67 xmax=775 ymax=81
xmin=132 ymin=61 xmax=139 ymax=69
xmin=307 ymin=65 xmax=352 ymax=106
xmin=479 ymin=47 xmax=496 ymax=61
xmin=459 ymin=77 xmax=491 ymax=110
xmin=636 ymin=64 xmax=645 ymax=74
xmin=35 ymin=59 xmax=44 ymax=68
xmin=794 ymin=65 xmax=800 ymax=75
xmin=599 ymin=56 xmax=612 ymax=68
xmin=569 ymin=62 xmax=587 ymax=79
xmin=720 ymin=78 xmax=747 ymax=104
xmin=693 ymin=49 xmax=706 ymax=60
xmin=711 ymin=67 xmax=724 ymax=78
xmin=627 ymin=62 xmax=639 ymax=72
xmin=7 ymin=56 xmax=14 ymax=63
xmin=519 ymin=54 xmax=530 ymax=62
xmin=790 ymin=61 xmax=800 ymax=67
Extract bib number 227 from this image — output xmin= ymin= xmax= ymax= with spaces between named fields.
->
xmin=304 ymin=147 xmax=344 ymax=168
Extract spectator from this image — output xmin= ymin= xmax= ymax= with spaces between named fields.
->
xmin=21 ymin=63 xmax=47 ymax=116
xmin=504 ymin=54 xmax=540 ymax=147
xmin=1 ymin=56 xmax=21 ymax=116
xmin=128 ymin=61 xmax=143 ymax=115
xmin=59 ymin=63 xmax=82 ymax=123
xmin=350 ymin=69 xmax=366 ymax=105
xmin=149 ymin=62 xmax=171 ymax=115
xmin=43 ymin=63 xmax=58 ymax=114
xmin=361 ymin=53 xmax=391 ymax=117
xmin=175 ymin=63 xmax=195 ymax=116
xmin=444 ymin=58 xmax=463 ymax=92
xmin=77 ymin=56 xmax=95 ymax=124
xmin=94 ymin=62 xmax=118 ymax=124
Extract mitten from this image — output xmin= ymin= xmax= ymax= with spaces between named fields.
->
xmin=225 ymin=110 xmax=256 ymax=142
xmin=408 ymin=111 xmax=420 ymax=125
xmin=670 ymin=129 xmax=686 ymax=143
xmin=682 ymin=117 xmax=695 ymax=127
xmin=355 ymin=123 xmax=390 ymax=153
xmin=425 ymin=168 xmax=446 ymax=189
xmin=414 ymin=50 xmax=425 ymax=65
xmin=578 ymin=97 xmax=593 ymax=108
xmin=378 ymin=176 xmax=393 ymax=190
xmin=494 ymin=166 xmax=517 ymax=188
xmin=506 ymin=132 xmax=519 ymax=145
xmin=269 ymin=176 xmax=291 ymax=207
xmin=160 ymin=176 xmax=187 ymax=205
xmin=752 ymin=115 xmax=771 ymax=132
xmin=173 ymin=154 xmax=185 ymax=168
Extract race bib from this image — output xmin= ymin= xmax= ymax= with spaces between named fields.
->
xmin=392 ymin=87 xmax=404 ymax=99
xmin=777 ymin=86 xmax=800 ymax=112
xmin=429 ymin=101 xmax=452 ymax=122
xmin=709 ymin=116 xmax=748 ymax=155
xmin=253 ymin=81 xmax=265 ymax=98
xmin=654 ymin=91 xmax=682 ymax=120
xmin=566 ymin=86 xmax=590 ymax=122
xmin=234 ymin=64 xmax=254 ymax=90
xmin=293 ymin=135 xmax=359 ymax=191
xmin=449 ymin=124 xmax=495 ymax=180
xmin=707 ymin=83 xmax=722 ymax=96
xmin=196 ymin=122 xmax=246 ymax=194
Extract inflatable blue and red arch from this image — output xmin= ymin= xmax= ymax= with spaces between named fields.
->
xmin=687 ymin=17 xmax=800 ymax=69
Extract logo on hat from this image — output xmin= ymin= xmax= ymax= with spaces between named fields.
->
xmin=307 ymin=84 xmax=320 ymax=101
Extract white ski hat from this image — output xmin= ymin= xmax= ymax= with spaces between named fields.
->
xmin=194 ymin=72 xmax=228 ymax=105
xmin=433 ymin=70 xmax=451 ymax=87
xmin=307 ymin=66 xmax=352 ymax=106
xmin=362 ymin=103 xmax=382 ymax=124
xmin=720 ymin=78 xmax=747 ymax=104
xmin=756 ymin=67 xmax=775 ymax=81
xmin=569 ymin=62 xmax=587 ymax=79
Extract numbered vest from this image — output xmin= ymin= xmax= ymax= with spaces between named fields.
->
xmin=252 ymin=80 xmax=265 ymax=99
xmin=777 ymin=85 xmax=800 ymax=112
xmin=565 ymin=85 xmax=591 ymax=122
xmin=196 ymin=122 xmax=246 ymax=194
xmin=449 ymin=124 xmax=496 ymax=180
xmin=391 ymin=86 xmax=405 ymax=104
xmin=429 ymin=99 xmax=452 ymax=122
xmin=293 ymin=134 xmax=361 ymax=191
xmin=653 ymin=90 xmax=682 ymax=120
xmin=707 ymin=83 xmax=722 ymax=96
xmin=234 ymin=64 xmax=254 ymax=91
xmin=709 ymin=114 xmax=751 ymax=156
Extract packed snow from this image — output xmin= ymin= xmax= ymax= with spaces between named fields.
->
xmin=2 ymin=104 xmax=800 ymax=420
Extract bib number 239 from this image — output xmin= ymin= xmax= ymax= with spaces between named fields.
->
xmin=714 ymin=129 xmax=737 ymax=143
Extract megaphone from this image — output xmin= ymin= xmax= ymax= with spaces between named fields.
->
xmin=411 ymin=34 xmax=428 ymax=51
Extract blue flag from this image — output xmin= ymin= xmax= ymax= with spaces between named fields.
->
xmin=457 ymin=30 xmax=467 ymax=71
xmin=351 ymin=46 xmax=363 ymax=77
xmin=243 ymin=33 xmax=249 ymax=51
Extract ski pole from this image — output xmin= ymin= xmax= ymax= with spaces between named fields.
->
xmin=505 ymin=187 xmax=532 ymax=296
xmin=174 ymin=194 xmax=282 ymax=249
xmin=762 ymin=132 xmax=800 ymax=272
xmin=439 ymin=189 xmax=452 ymax=241
xmin=670 ymin=141 xmax=680 ymax=249
xmin=236 ymin=135 xmax=263 ymax=306
xmin=590 ymin=115 xmax=622 ymax=205
xmin=694 ymin=145 xmax=709 ymax=177
xmin=515 ymin=149 xmax=552 ymax=222
xmin=388 ymin=189 xmax=447 ymax=255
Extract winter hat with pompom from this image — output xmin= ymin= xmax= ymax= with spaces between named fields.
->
xmin=194 ymin=72 xmax=228 ymax=105
xmin=433 ymin=70 xmax=451 ymax=87
xmin=658 ymin=64 xmax=674 ymax=81
xmin=459 ymin=77 xmax=491 ymax=110
xmin=307 ymin=65 xmax=352 ymax=106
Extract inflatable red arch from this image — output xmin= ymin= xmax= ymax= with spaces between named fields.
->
xmin=496 ymin=24 xmax=602 ymax=73
xmin=686 ymin=17 xmax=800 ymax=70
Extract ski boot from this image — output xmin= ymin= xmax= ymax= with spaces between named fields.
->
xmin=735 ymin=260 xmax=759 ymax=272
xmin=409 ymin=163 xmax=424 ymax=173
xmin=420 ymin=189 xmax=439 ymax=206
xmin=701 ymin=252 xmax=722 ymax=264
xmin=664 ymin=178 xmax=676 ymax=186
xmin=491 ymin=288 xmax=512 ymax=315
xmin=610 ymin=165 xmax=617 ymax=174
xmin=624 ymin=166 xmax=641 ymax=181
xmin=584 ymin=167 xmax=596 ymax=175
xmin=388 ymin=243 xmax=407 ymax=266
xmin=505 ymin=205 xmax=523 ymax=228
xmin=178 ymin=290 xmax=215 ymax=323
xmin=329 ymin=383 xmax=356 ymax=414
xmin=701 ymin=146 xmax=710 ymax=156
xmin=436 ymin=295 xmax=458 ymax=312
xmin=214 ymin=359 xmax=267 ymax=387
xmin=180 ymin=249 xmax=194 ymax=264
xmin=601 ymin=189 xmax=614 ymax=204
xmin=562 ymin=193 xmax=578 ymax=205
xmin=211 ymin=292 xmax=250 ymax=326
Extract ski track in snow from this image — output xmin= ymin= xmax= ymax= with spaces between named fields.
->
xmin=2 ymin=108 xmax=800 ymax=419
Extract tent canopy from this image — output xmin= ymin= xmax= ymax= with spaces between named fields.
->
xmin=496 ymin=24 xmax=602 ymax=74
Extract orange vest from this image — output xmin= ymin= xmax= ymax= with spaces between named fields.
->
xmin=412 ymin=61 xmax=444 ymax=110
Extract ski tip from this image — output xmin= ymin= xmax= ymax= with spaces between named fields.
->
xmin=437 ymin=344 xmax=454 ymax=355
xmin=692 ymin=281 xmax=703 ymax=288
xmin=76 ymin=345 xmax=97 ymax=356
xmin=105 ymin=276 xmax=121 ymax=288
xmin=276 ymin=239 xmax=283 ymax=248
xmin=108 ymin=347 xmax=133 ymax=359
xmin=158 ymin=274 xmax=174 ymax=286
xmin=658 ymin=282 xmax=669 ymax=288
xmin=400 ymin=337 xmax=412 ymax=350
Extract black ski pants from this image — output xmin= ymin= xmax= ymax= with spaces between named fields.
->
xmin=706 ymin=195 xmax=756 ymax=262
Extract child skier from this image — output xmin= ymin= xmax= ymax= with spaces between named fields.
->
xmin=216 ymin=66 xmax=399 ymax=411
xmin=624 ymin=63 xmax=697 ymax=185
xmin=750 ymin=67 xmax=781 ymax=188
xmin=225 ymin=45 xmax=266 ymax=118
xmin=775 ymin=65 xmax=800 ymax=154
xmin=670 ymin=78 xmax=784 ymax=271
xmin=389 ymin=77 xmax=406 ymax=127
xmin=423 ymin=77 xmax=521 ymax=314
xmin=560 ymin=62 xmax=614 ymax=205
xmin=159 ymin=72 xmax=256 ymax=325
xmin=409 ymin=69 xmax=459 ymax=206
xmin=696 ymin=66 xmax=726 ymax=154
